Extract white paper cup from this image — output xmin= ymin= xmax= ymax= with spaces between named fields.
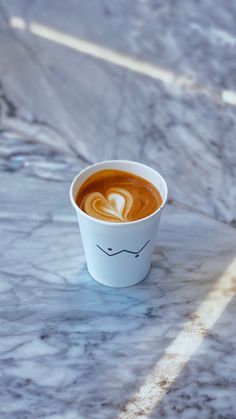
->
xmin=70 ymin=160 xmax=168 ymax=288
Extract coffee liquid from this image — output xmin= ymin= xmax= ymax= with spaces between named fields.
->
xmin=76 ymin=169 xmax=162 ymax=223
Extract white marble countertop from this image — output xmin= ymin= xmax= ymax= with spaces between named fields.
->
xmin=0 ymin=1 xmax=236 ymax=418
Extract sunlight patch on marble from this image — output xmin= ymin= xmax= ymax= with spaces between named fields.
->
xmin=119 ymin=258 xmax=236 ymax=418
xmin=10 ymin=17 xmax=236 ymax=108
xmin=10 ymin=16 xmax=26 ymax=30
xmin=9 ymin=18 xmax=209 ymax=91
xmin=222 ymin=90 xmax=236 ymax=106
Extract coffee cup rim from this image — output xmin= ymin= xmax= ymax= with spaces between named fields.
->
xmin=70 ymin=160 xmax=168 ymax=226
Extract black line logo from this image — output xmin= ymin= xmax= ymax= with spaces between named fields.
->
xmin=96 ymin=240 xmax=150 ymax=258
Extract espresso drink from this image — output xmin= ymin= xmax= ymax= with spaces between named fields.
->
xmin=76 ymin=169 xmax=162 ymax=223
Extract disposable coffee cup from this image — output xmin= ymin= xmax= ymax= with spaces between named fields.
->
xmin=70 ymin=160 xmax=168 ymax=288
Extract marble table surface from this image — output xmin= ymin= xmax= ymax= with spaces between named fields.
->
xmin=0 ymin=1 xmax=236 ymax=418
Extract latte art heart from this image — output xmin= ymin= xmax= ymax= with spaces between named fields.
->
xmin=82 ymin=188 xmax=133 ymax=222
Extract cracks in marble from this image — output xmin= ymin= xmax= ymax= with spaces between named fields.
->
xmin=0 ymin=13 xmax=236 ymax=224
xmin=29 ymin=262 xmax=70 ymax=286
xmin=9 ymin=14 xmax=236 ymax=109
xmin=0 ymin=2 xmax=236 ymax=417
xmin=0 ymin=81 xmax=91 ymax=166
xmin=168 ymin=198 xmax=236 ymax=231
xmin=4 ymin=0 xmax=236 ymax=94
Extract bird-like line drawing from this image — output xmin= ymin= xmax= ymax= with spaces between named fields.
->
xmin=96 ymin=240 xmax=150 ymax=257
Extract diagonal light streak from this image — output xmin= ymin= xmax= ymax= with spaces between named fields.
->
xmin=119 ymin=258 xmax=236 ymax=418
xmin=10 ymin=17 xmax=236 ymax=106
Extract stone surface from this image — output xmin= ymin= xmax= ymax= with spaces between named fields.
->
xmin=0 ymin=1 xmax=236 ymax=418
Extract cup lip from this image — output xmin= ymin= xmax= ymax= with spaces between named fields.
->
xmin=70 ymin=160 xmax=168 ymax=227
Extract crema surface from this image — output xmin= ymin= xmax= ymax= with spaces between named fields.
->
xmin=76 ymin=169 xmax=162 ymax=222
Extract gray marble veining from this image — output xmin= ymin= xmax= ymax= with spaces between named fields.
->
xmin=0 ymin=1 xmax=236 ymax=418
xmin=3 ymin=0 xmax=236 ymax=90
xmin=0 ymin=18 xmax=236 ymax=224
xmin=1 ymin=202 xmax=236 ymax=418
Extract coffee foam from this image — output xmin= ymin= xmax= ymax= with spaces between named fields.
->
xmin=76 ymin=169 xmax=162 ymax=223
xmin=82 ymin=188 xmax=133 ymax=222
